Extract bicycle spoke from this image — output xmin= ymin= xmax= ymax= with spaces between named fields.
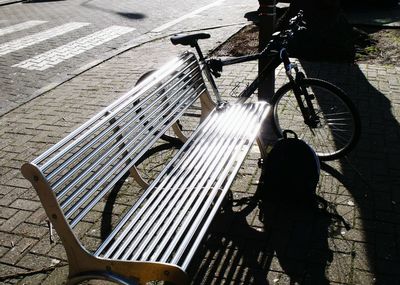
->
xmin=330 ymin=129 xmax=351 ymax=145
xmin=327 ymin=122 xmax=352 ymax=127
xmin=323 ymin=112 xmax=352 ymax=117
xmin=273 ymin=78 xmax=360 ymax=160
xmin=326 ymin=118 xmax=353 ymax=122
xmin=315 ymin=128 xmax=334 ymax=155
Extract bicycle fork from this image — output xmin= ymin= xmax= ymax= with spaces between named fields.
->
xmin=281 ymin=49 xmax=320 ymax=131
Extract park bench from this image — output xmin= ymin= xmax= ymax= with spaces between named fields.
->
xmin=21 ymin=51 xmax=270 ymax=285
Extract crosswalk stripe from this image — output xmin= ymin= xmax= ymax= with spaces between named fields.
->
xmin=0 ymin=22 xmax=90 ymax=56
xmin=13 ymin=25 xmax=135 ymax=71
xmin=0 ymin=20 xmax=47 ymax=37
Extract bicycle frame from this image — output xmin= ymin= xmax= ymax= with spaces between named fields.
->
xmin=206 ymin=52 xmax=281 ymax=103
xmin=201 ymin=47 xmax=320 ymax=129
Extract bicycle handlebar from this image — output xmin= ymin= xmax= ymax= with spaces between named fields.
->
xmin=259 ymin=10 xmax=306 ymax=57
xmin=169 ymin=10 xmax=306 ymax=78
xmin=207 ymin=11 xmax=306 ymax=76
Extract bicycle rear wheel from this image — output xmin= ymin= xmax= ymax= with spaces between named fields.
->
xmin=272 ymin=78 xmax=361 ymax=161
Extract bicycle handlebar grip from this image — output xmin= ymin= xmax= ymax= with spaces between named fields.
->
xmin=288 ymin=10 xmax=306 ymax=30
xmin=208 ymin=59 xmax=223 ymax=72
xmin=207 ymin=58 xmax=223 ymax=78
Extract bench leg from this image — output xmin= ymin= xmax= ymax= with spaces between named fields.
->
xmin=199 ymin=91 xmax=216 ymax=121
xmin=130 ymin=166 xmax=149 ymax=189
xmin=172 ymin=121 xmax=188 ymax=143
xmin=256 ymin=137 xmax=269 ymax=159
xmin=171 ymin=91 xmax=215 ymax=143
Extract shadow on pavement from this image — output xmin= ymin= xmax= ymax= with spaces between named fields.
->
xmin=188 ymin=198 xmax=272 ymax=284
xmin=187 ymin=62 xmax=399 ymax=283
xmin=301 ymin=61 xmax=400 ymax=283
xmin=81 ymin=0 xmax=146 ymax=20
xmin=187 ymin=185 xmax=344 ymax=284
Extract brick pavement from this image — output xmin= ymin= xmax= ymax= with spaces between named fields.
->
xmin=0 ymin=23 xmax=400 ymax=285
xmin=0 ymin=0 xmax=252 ymax=116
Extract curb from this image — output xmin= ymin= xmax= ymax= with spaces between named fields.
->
xmin=0 ymin=0 xmax=21 ymax=6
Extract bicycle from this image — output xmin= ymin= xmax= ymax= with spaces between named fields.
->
xmin=171 ymin=11 xmax=361 ymax=161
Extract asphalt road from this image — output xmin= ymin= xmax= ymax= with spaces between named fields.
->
xmin=0 ymin=0 xmax=256 ymax=115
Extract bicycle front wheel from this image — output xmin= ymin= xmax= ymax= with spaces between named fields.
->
xmin=272 ymin=78 xmax=361 ymax=161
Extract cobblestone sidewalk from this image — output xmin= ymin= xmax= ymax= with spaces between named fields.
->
xmin=0 ymin=23 xmax=400 ymax=285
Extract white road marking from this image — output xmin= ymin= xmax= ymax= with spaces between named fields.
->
xmin=0 ymin=20 xmax=47 ymax=37
xmin=13 ymin=25 xmax=135 ymax=71
xmin=0 ymin=22 xmax=90 ymax=56
xmin=152 ymin=0 xmax=224 ymax=33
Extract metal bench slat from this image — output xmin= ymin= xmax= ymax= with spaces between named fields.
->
xmin=135 ymin=105 xmax=254 ymax=262
xmin=57 ymin=71 xmax=203 ymax=206
xmin=142 ymin=105 xmax=253 ymax=261
xmin=119 ymin=103 xmax=264 ymax=260
xmin=48 ymin=63 xmax=201 ymax=188
xmin=67 ymin=83 xmax=207 ymax=227
xmin=34 ymin=53 xmax=197 ymax=170
xmin=123 ymin=106 xmax=245 ymax=261
xmin=160 ymin=104 xmax=261 ymax=264
xmin=103 ymin=112 xmax=226 ymax=260
xmin=96 ymin=103 xmax=269 ymax=265
xmin=61 ymin=82 xmax=202 ymax=215
xmin=171 ymin=104 xmax=267 ymax=267
xmin=97 ymin=114 xmax=223 ymax=259
xmin=49 ymin=66 xmax=201 ymax=190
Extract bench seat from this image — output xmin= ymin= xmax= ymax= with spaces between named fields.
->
xmin=95 ymin=102 xmax=269 ymax=271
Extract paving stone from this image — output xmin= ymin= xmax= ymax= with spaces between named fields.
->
xmin=16 ymin=253 xmax=60 ymax=271
xmin=41 ymin=265 xmax=69 ymax=285
xmin=0 ymin=206 xmax=17 ymax=219
xmin=18 ymin=273 xmax=47 ymax=285
xmin=13 ymin=223 xmax=48 ymax=239
xmin=325 ymin=252 xmax=353 ymax=284
xmin=47 ymin=244 xmax=67 ymax=261
xmin=9 ymin=199 xmax=41 ymax=211
xmin=29 ymin=237 xmax=56 ymax=256
xmin=354 ymin=242 xmax=374 ymax=273
xmin=24 ymin=207 xmax=47 ymax=225
xmin=0 ymin=210 xmax=31 ymax=232
xmin=1 ymin=237 xmax=37 ymax=265
xmin=0 ymin=262 xmax=28 ymax=278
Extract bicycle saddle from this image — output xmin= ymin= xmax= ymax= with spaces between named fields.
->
xmin=170 ymin=33 xmax=210 ymax=47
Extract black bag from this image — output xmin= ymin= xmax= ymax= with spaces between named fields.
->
xmin=261 ymin=130 xmax=320 ymax=208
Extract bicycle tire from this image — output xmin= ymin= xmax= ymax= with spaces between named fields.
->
xmin=272 ymin=78 xmax=361 ymax=161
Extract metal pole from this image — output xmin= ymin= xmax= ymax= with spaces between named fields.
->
xmin=258 ymin=0 xmax=276 ymax=103
xmin=257 ymin=0 xmax=277 ymax=151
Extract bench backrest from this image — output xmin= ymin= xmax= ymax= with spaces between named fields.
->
xmin=21 ymin=52 xmax=207 ymax=239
